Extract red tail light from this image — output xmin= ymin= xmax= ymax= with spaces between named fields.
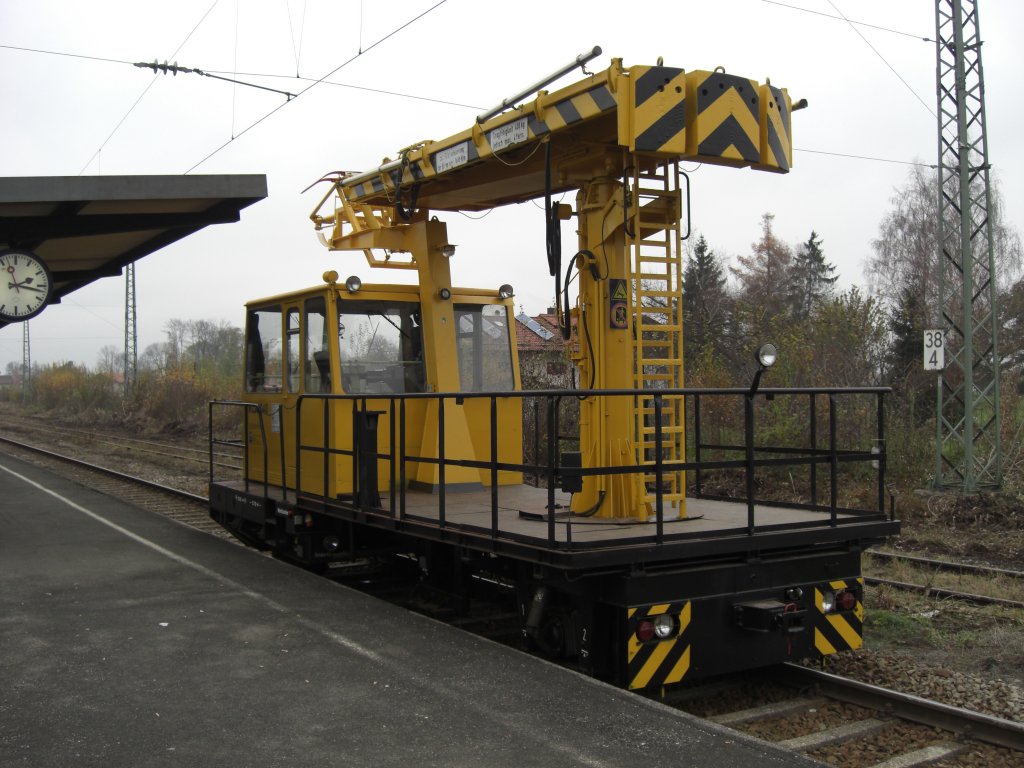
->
xmin=836 ymin=590 xmax=857 ymax=612
xmin=636 ymin=619 xmax=655 ymax=642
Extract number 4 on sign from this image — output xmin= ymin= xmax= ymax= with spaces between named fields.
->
xmin=923 ymin=329 xmax=944 ymax=371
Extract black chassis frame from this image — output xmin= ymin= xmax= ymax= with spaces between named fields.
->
xmin=209 ymin=478 xmax=895 ymax=686
xmin=208 ymin=385 xmax=900 ymax=686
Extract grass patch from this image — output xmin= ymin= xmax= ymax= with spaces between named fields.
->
xmin=865 ymin=609 xmax=939 ymax=648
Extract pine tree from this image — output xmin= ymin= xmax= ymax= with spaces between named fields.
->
xmin=682 ymin=234 xmax=730 ymax=365
xmin=731 ymin=213 xmax=792 ymax=336
xmin=789 ymin=230 xmax=838 ymax=320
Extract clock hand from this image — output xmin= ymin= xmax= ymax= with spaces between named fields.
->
xmin=14 ymin=284 xmax=46 ymax=293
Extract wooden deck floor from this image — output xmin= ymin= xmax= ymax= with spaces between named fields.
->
xmin=218 ymin=480 xmax=866 ymax=548
xmin=381 ymin=483 xmax=856 ymax=545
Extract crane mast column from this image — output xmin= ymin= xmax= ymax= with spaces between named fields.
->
xmin=573 ymin=174 xmax=651 ymax=520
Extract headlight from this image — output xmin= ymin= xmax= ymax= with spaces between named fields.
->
xmin=820 ymin=590 xmax=836 ymax=613
xmin=757 ymin=342 xmax=778 ymax=368
xmin=653 ymin=614 xmax=677 ymax=639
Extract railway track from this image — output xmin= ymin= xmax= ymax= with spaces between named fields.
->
xmin=866 ymin=550 xmax=1024 ymax=610
xmin=0 ymin=414 xmax=243 ymax=472
xmin=3 ymin=428 xmax=1023 ymax=766
xmin=0 ymin=433 xmax=231 ymax=541
xmin=664 ymin=664 xmax=1024 ymax=766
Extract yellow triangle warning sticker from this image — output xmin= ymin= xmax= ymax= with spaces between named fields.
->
xmin=611 ymin=279 xmax=628 ymax=300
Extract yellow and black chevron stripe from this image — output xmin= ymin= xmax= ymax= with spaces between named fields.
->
xmin=813 ymin=578 xmax=864 ymax=656
xmin=626 ymin=601 xmax=691 ymax=690
xmin=525 ymin=83 xmax=617 ymax=139
xmin=622 ymin=65 xmax=688 ymax=154
xmin=757 ymin=83 xmax=792 ymax=172
xmin=685 ymin=70 xmax=761 ymax=167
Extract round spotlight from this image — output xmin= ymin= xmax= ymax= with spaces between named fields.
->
xmin=345 ymin=275 xmax=362 ymax=293
xmin=439 ymin=244 xmax=456 ymax=258
xmin=498 ymin=284 xmax=514 ymax=300
xmin=820 ymin=590 xmax=836 ymax=613
xmin=756 ymin=342 xmax=778 ymax=368
xmin=323 ymin=270 xmax=339 ymax=285
xmin=438 ymin=287 xmax=452 ymax=300
xmin=322 ymin=535 xmax=340 ymax=553
xmin=653 ymin=614 xmax=677 ymax=639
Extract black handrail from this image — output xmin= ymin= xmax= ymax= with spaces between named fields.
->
xmin=208 ymin=400 xmax=268 ymax=498
xmin=224 ymin=384 xmax=890 ymax=549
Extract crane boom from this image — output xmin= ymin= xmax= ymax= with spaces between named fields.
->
xmin=310 ymin=54 xmax=801 ymax=521
xmin=313 ymin=57 xmax=794 ymax=220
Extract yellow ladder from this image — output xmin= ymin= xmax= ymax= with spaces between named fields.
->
xmin=628 ymin=160 xmax=686 ymax=517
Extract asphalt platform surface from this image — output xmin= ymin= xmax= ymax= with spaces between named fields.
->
xmin=0 ymin=451 xmax=817 ymax=767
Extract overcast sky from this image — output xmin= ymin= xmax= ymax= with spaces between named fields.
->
xmin=1 ymin=0 xmax=1022 ymax=373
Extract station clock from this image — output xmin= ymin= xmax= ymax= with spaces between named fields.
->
xmin=0 ymin=249 xmax=53 ymax=322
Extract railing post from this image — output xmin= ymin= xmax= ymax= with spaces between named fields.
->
xmin=257 ymin=404 xmax=268 ymax=499
xmin=808 ymin=394 xmax=818 ymax=508
xmin=532 ymin=398 xmax=540 ymax=487
xmin=654 ymin=393 xmax=665 ymax=544
xmin=877 ymin=392 xmax=886 ymax=516
xmin=322 ymin=397 xmax=330 ymax=512
xmin=694 ymin=394 xmax=703 ymax=498
xmin=438 ymin=397 xmax=446 ymax=527
xmin=829 ymin=393 xmax=838 ymax=526
xmin=350 ymin=399 xmax=359 ymax=507
xmin=208 ymin=402 xmax=214 ymax=488
xmin=744 ymin=393 xmax=756 ymax=534
xmin=389 ymin=398 xmax=397 ymax=518
xmin=490 ymin=396 xmax=499 ymax=537
xmin=399 ymin=398 xmax=407 ymax=521
xmin=546 ymin=395 xmax=557 ymax=546
xmin=277 ymin=403 xmax=288 ymax=503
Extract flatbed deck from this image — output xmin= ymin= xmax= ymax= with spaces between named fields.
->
xmin=214 ymin=479 xmax=898 ymax=569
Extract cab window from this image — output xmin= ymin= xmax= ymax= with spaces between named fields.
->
xmin=338 ymin=300 xmax=426 ymax=394
xmin=245 ymin=306 xmax=283 ymax=393
xmin=285 ymin=308 xmax=300 ymax=393
xmin=455 ymin=304 xmax=514 ymax=392
xmin=305 ymin=296 xmax=330 ymax=393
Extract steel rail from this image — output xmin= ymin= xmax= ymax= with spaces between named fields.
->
xmin=864 ymin=576 xmax=1024 ymax=610
xmin=0 ymin=434 xmax=207 ymax=504
xmin=778 ymin=663 xmax=1024 ymax=751
xmin=869 ymin=550 xmax=1024 ymax=580
xmin=0 ymin=416 xmax=243 ymax=464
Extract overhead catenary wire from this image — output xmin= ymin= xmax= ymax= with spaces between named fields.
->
xmin=204 ymin=70 xmax=484 ymax=110
xmin=824 ymin=0 xmax=936 ymax=119
xmin=75 ymin=0 xmax=224 ymax=175
xmin=285 ymin=0 xmax=309 ymax=77
xmin=761 ymin=0 xmax=934 ymax=42
xmin=794 ymin=147 xmax=936 ymax=169
xmin=5 ymin=35 xmax=933 ymax=173
xmin=185 ymin=0 xmax=449 ymax=173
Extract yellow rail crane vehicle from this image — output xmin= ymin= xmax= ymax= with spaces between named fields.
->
xmin=209 ymin=49 xmax=898 ymax=690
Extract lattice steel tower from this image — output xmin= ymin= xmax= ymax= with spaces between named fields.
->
xmin=21 ymin=320 xmax=31 ymax=402
xmin=934 ymin=0 xmax=1001 ymax=490
xmin=124 ymin=261 xmax=137 ymax=397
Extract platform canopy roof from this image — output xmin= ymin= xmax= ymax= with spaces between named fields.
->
xmin=0 ymin=174 xmax=267 ymax=329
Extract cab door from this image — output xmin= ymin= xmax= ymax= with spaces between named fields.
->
xmin=244 ymin=304 xmax=286 ymax=489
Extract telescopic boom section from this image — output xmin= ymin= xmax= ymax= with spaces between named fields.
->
xmin=310 ymin=55 xmax=798 ymax=521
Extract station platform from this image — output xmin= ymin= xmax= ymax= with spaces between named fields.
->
xmin=0 ymin=451 xmax=817 ymax=767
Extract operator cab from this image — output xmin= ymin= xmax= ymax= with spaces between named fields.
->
xmin=239 ymin=275 xmax=522 ymax=498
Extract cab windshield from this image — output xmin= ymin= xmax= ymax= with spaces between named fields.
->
xmin=338 ymin=300 xmax=426 ymax=394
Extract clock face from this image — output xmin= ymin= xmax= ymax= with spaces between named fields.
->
xmin=0 ymin=249 xmax=53 ymax=322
